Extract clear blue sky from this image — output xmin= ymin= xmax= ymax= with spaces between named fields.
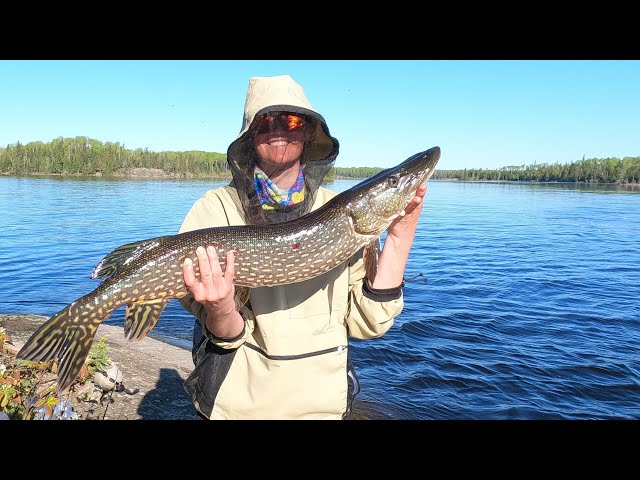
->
xmin=1 ymin=60 xmax=638 ymax=170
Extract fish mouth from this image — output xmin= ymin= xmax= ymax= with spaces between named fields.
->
xmin=344 ymin=146 xmax=441 ymax=236
xmin=399 ymin=146 xmax=441 ymax=183
xmin=350 ymin=146 xmax=441 ymax=201
xmin=398 ymin=146 xmax=441 ymax=197
xmin=388 ymin=146 xmax=441 ymax=217
xmin=361 ymin=146 xmax=441 ymax=189
xmin=380 ymin=146 xmax=441 ymax=200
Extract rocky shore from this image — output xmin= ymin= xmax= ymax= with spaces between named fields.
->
xmin=0 ymin=314 xmax=200 ymax=420
xmin=1 ymin=314 xmax=389 ymax=420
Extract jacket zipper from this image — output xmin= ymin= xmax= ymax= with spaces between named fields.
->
xmin=244 ymin=342 xmax=348 ymax=360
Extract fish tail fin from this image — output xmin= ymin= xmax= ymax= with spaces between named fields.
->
xmin=17 ymin=301 xmax=101 ymax=392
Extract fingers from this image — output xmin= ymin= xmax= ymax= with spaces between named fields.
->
xmin=197 ymin=246 xmax=217 ymax=288
xmin=183 ymin=257 xmax=197 ymax=288
xmin=208 ymin=246 xmax=224 ymax=279
xmin=399 ymin=184 xmax=428 ymax=217
xmin=198 ymin=245 xmax=225 ymax=287
xmin=409 ymin=184 xmax=427 ymax=207
xmin=224 ymin=250 xmax=235 ymax=282
xmin=183 ymin=246 xmax=234 ymax=302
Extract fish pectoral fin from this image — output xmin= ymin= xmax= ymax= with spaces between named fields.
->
xmin=234 ymin=286 xmax=251 ymax=311
xmin=124 ymin=299 xmax=169 ymax=342
xmin=363 ymin=239 xmax=380 ymax=285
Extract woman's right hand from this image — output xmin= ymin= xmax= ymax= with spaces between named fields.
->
xmin=182 ymin=246 xmax=244 ymax=339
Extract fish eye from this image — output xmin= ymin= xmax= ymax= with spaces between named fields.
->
xmin=387 ymin=176 xmax=399 ymax=187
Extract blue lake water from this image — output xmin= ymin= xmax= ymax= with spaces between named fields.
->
xmin=1 ymin=176 xmax=639 ymax=419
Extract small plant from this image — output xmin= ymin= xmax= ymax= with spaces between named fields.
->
xmin=86 ymin=336 xmax=111 ymax=376
xmin=0 ymin=356 xmax=55 ymax=420
xmin=0 ymin=330 xmax=113 ymax=420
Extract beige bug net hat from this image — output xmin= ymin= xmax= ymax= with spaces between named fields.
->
xmin=226 ymin=75 xmax=340 ymax=224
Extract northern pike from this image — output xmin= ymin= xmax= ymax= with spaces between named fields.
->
xmin=18 ymin=146 xmax=441 ymax=391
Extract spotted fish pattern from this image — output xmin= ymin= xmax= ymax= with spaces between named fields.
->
xmin=17 ymin=147 xmax=441 ymax=391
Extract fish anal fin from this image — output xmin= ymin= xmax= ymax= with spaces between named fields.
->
xmin=363 ymin=240 xmax=379 ymax=285
xmin=124 ymin=299 xmax=169 ymax=342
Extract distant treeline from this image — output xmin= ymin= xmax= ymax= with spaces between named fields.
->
xmin=0 ymin=136 xmax=376 ymax=181
xmin=0 ymin=137 xmax=229 ymax=178
xmin=434 ymin=157 xmax=640 ymax=184
xmin=1 ymin=137 xmax=638 ymax=184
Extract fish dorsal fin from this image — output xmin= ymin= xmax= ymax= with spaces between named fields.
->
xmin=91 ymin=238 xmax=163 ymax=280
xmin=363 ymin=239 xmax=380 ymax=284
xmin=124 ymin=299 xmax=169 ymax=342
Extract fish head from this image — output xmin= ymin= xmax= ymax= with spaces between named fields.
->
xmin=345 ymin=146 xmax=440 ymax=236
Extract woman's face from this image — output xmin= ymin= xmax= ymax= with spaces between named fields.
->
xmin=252 ymin=113 xmax=305 ymax=170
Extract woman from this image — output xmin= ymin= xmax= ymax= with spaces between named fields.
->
xmin=179 ymin=74 xmax=427 ymax=419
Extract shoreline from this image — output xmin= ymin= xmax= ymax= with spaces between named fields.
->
xmin=0 ymin=171 xmax=232 ymax=180
xmin=1 ymin=314 xmax=390 ymax=420
xmin=2 ymin=172 xmax=639 ymax=186
xmin=0 ymin=314 xmax=200 ymax=420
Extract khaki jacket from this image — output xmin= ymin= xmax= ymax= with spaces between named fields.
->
xmin=179 ymin=185 xmax=404 ymax=419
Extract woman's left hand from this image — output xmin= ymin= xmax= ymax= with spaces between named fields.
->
xmin=386 ymin=183 xmax=427 ymax=245
xmin=371 ymin=184 xmax=427 ymax=289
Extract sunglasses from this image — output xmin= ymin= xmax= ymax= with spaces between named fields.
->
xmin=255 ymin=113 xmax=306 ymax=135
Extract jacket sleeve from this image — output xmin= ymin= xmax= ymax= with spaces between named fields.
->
xmin=344 ymin=240 xmax=404 ymax=339
xmin=179 ymin=293 xmax=256 ymax=350
xmin=177 ymin=191 xmax=255 ymax=350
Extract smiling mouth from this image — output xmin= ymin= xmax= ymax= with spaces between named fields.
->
xmin=269 ymin=140 xmax=289 ymax=147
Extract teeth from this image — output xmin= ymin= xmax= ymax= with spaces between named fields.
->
xmin=270 ymin=141 xmax=288 ymax=147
